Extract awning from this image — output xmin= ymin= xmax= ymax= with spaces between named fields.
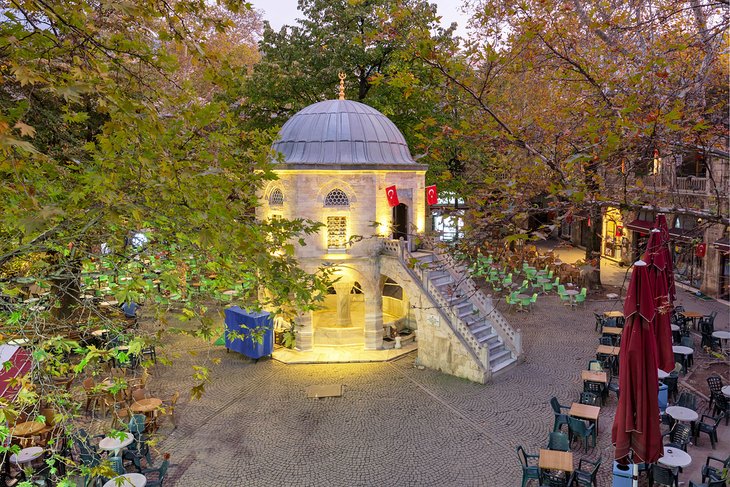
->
xmin=0 ymin=344 xmax=32 ymax=401
xmin=625 ymin=219 xmax=654 ymax=235
xmin=714 ymin=238 xmax=730 ymax=252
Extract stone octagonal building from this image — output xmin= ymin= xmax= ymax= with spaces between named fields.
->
xmin=258 ymin=97 xmax=520 ymax=383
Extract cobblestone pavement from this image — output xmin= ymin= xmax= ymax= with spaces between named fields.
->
xmin=145 ymin=288 xmax=728 ymax=486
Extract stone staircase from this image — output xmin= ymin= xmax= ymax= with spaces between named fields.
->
xmin=412 ymin=251 xmax=520 ymax=376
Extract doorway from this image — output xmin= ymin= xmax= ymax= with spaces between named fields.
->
xmin=392 ymin=203 xmax=408 ymax=241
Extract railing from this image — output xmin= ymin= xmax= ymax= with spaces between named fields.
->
xmin=431 ymin=246 xmax=523 ymax=357
xmin=381 ymin=238 xmax=489 ymax=376
xmin=674 ymin=176 xmax=707 ymax=193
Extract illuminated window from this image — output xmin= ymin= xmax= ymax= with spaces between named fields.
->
xmin=324 ymin=189 xmax=349 ymax=207
xmin=269 ymin=188 xmax=284 ymax=206
xmin=327 ymin=216 xmax=347 ymax=249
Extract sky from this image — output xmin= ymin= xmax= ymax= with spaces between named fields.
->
xmin=250 ymin=0 xmax=473 ymax=37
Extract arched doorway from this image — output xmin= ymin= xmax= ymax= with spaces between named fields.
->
xmin=392 ymin=203 xmax=408 ymax=241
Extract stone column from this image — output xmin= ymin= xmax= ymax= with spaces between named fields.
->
xmin=364 ymin=292 xmax=383 ymax=350
xmin=295 ymin=311 xmax=313 ymax=351
xmin=332 ymin=281 xmax=354 ymax=327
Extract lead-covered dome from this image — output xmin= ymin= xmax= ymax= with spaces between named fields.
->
xmin=272 ymin=100 xmax=422 ymax=169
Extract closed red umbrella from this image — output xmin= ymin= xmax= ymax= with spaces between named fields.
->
xmin=612 ymin=260 xmax=662 ymax=464
xmin=644 ymin=229 xmax=675 ymax=373
xmin=654 ymin=214 xmax=675 ymax=302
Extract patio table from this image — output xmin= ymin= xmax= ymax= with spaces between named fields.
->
xmin=712 ymin=331 xmax=730 ymax=351
xmin=602 ymin=327 xmax=622 ymax=336
xmin=657 ymin=369 xmax=669 ymax=379
xmin=721 ymin=385 xmax=730 ymax=397
xmin=99 ymin=432 xmax=134 ymax=456
xmin=10 ymin=447 xmax=44 ymax=465
xmin=603 ymin=311 xmax=624 ymax=318
xmin=539 ymin=449 xmax=573 ymax=472
xmin=581 ymin=370 xmax=607 ymax=384
xmin=596 ymin=345 xmax=619 ymax=356
xmin=665 ymin=405 xmax=698 ymax=423
xmin=564 ymin=289 xmax=579 ymax=306
xmin=679 ymin=311 xmax=703 ymax=329
xmin=658 ymin=446 xmax=691 ymax=468
xmin=103 ymin=473 xmax=147 ymax=487
xmin=569 ymin=403 xmax=600 ymax=431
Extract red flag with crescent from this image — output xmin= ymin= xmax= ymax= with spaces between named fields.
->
xmin=426 ymin=185 xmax=438 ymax=205
xmin=385 ymin=185 xmax=399 ymax=207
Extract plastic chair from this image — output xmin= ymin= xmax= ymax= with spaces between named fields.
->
xmin=676 ymin=392 xmax=697 ymax=411
xmin=701 ymin=454 xmax=730 ymax=483
xmin=573 ymin=455 xmax=601 ymax=487
xmin=142 ymin=458 xmax=170 ymax=487
xmin=663 ymin=423 xmax=692 ymax=451
xmin=689 ymin=480 xmax=726 ymax=487
xmin=160 ymin=391 xmax=180 ymax=428
xmin=550 ymin=397 xmax=570 ymax=432
xmin=579 ymin=392 xmax=598 ymax=406
xmin=529 ymin=293 xmax=537 ymax=310
xmin=662 ymin=373 xmax=679 ymax=403
xmin=540 ymin=471 xmax=575 ymax=487
xmin=695 ymin=413 xmax=724 ymax=449
xmin=706 ymin=376 xmax=723 ymax=412
xmin=574 ymin=288 xmax=587 ymax=306
xmin=568 ymin=416 xmax=595 ymax=452
xmin=516 ymin=445 xmax=540 ymax=487
xmin=587 ymin=360 xmax=603 ymax=372
xmin=547 ymin=431 xmax=570 ymax=452
xmin=651 ymin=464 xmax=678 ymax=487
xmin=712 ymin=395 xmax=730 ymax=425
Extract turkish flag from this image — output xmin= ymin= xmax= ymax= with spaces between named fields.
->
xmin=385 ymin=185 xmax=399 ymax=207
xmin=426 ymin=185 xmax=438 ymax=205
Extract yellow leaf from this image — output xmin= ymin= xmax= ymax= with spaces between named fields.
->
xmin=14 ymin=122 xmax=36 ymax=138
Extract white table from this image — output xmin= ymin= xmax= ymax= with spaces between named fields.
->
xmin=712 ymin=331 xmax=730 ymax=351
xmin=657 ymin=369 xmax=669 ymax=379
xmin=665 ymin=405 xmax=699 ymax=423
xmin=103 ymin=473 xmax=147 ymax=487
xmin=658 ymin=446 xmax=691 ymax=468
xmin=564 ymin=289 xmax=579 ymax=306
xmin=10 ymin=447 xmax=43 ymax=465
xmin=98 ymin=432 xmax=134 ymax=456
xmin=721 ymin=385 xmax=730 ymax=397
xmin=670 ymin=324 xmax=679 ymax=332
xmin=672 ymin=345 xmax=693 ymax=356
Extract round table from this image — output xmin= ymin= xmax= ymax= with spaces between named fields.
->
xmin=98 ymin=432 xmax=134 ymax=456
xmin=665 ymin=405 xmax=699 ymax=423
xmin=721 ymin=385 xmax=730 ymax=397
xmin=564 ymin=289 xmax=579 ymax=306
xmin=130 ymin=397 xmax=162 ymax=414
xmin=670 ymin=324 xmax=679 ymax=332
xmin=658 ymin=446 xmax=691 ymax=468
xmin=657 ymin=369 xmax=669 ymax=379
xmin=712 ymin=331 xmax=730 ymax=350
xmin=10 ymin=447 xmax=44 ymax=465
xmin=672 ymin=345 xmax=693 ymax=356
xmin=103 ymin=473 xmax=147 ymax=487
xmin=11 ymin=421 xmax=45 ymax=437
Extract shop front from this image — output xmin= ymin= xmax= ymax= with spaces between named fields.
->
xmin=713 ymin=238 xmax=729 ymax=301
xmin=624 ymin=210 xmax=654 ymax=263
xmin=602 ymin=207 xmax=625 ymax=263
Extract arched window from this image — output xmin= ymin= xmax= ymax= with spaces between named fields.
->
xmin=269 ymin=188 xmax=284 ymax=206
xmin=324 ymin=189 xmax=349 ymax=207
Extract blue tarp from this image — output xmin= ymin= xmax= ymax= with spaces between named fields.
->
xmin=224 ymin=306 xmax=273 ymax=360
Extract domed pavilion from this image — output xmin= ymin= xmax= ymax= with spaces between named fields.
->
xmin=259 ymin=94 xmax=427 ymax=351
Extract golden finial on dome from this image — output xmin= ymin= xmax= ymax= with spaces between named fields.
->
xmin=338 ymin=72 xmax=346 ymax=100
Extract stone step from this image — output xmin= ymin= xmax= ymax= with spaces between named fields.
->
xmin=431 ymin=274 xmax=453 ymax=286
xmin=492 ymin=356 xmax=518 ymax=376
xmin=489 ymin=348 xmax=512 ymax=366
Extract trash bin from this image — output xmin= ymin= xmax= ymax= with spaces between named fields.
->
xmin=658 ymin=383 xmax=668 ymax=412
xmin=224 ymin=307 xmax=274 ymax=360
xmin=612 ymin=461 xmax=635 ymax=487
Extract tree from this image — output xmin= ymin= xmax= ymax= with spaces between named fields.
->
xmin=0 ymin=1 xmax=330 ymax=482
xmin=410 ymin=0 xmax=729 ymax=278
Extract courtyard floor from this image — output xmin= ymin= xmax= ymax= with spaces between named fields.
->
xmin=139 ymin=264 xmax=729 ymax=486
